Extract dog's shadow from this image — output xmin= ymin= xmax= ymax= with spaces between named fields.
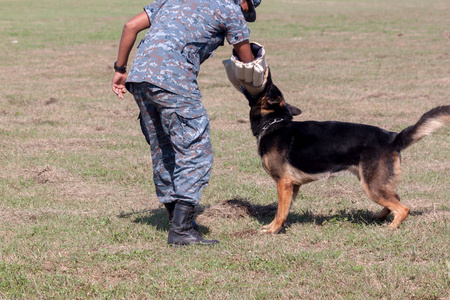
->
xmin=218 ymin=198 xmax=424 ymax=229
xmin=207 ymin=198 xmax=385 ymax=228
xmin=118 ymin=198 xmax=424 ymax=234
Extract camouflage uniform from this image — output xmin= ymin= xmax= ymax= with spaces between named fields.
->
xmin=126 ymin=0 xmax=250 ymax=205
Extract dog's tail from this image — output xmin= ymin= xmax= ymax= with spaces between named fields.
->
xmin=392 ymin=105 xmax=450 ymax=152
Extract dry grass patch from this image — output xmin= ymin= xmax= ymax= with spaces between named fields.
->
xmin=1 ymin=0 xmax=449 ymax=299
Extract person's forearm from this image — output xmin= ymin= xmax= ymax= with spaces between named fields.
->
xmin=233 ymin=40 xmax=255 ymax=63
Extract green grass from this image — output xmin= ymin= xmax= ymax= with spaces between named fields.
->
xmin=1 ymin=0 xmax=449 ymax=298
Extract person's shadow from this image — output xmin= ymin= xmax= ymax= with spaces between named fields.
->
xmin=117 ymin=205 xmax=213 ymax=234
xmin=118 ymin=198 xmax=424 ymax=234
xmin=118 ymin=207 xmax=175 ymax=232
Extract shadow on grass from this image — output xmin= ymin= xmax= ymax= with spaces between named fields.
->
xmin=204 ymin=198 xmax=404 ymax=229
xmin=118 ymin=206 xmax=212 ymax=234
xmin=117 ymin=198 xmax=425 ymax=234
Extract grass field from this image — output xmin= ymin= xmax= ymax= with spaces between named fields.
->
xmin=0 ymin=0 xmax=449 ymax=298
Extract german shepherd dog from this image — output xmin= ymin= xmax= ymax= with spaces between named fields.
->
xmin=243 ymin=71 xmax=450 ymax=234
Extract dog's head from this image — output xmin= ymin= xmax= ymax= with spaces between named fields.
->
xmin=243 ymin=70 xmax=302 ymax=132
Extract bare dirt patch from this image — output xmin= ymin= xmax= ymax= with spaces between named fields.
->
xmin=28 ymin=165 xmax=76 ymax=184
xmin=198 ymin=198 xmax=277 ymax=221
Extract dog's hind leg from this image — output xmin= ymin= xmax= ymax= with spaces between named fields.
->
xmin=359 ymin=152 xmax=409 ymax=228
xmin=261 ymin=179 xmax=299 ymax=234
xmin=374 ymin=207 xmax=391 ymax=220
xmin=362 ymin=189 xmax=409 ymax=228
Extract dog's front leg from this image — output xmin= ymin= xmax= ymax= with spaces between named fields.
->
xmin=261 ymin=179 xmax=299 ymax=234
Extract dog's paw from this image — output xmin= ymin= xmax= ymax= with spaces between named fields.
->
xmin=260 ymin=225 xmax=285 ymax=234
xmin=261 ymin=220 xmax=274 ymax=230
xmin=261 ymin=225 xmax=271 ymax=230
xmin=388 ymin=222 xmax=401 ymax=229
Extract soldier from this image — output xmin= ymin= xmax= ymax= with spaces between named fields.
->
xmin=111 ymin=0 xmax=264 ymax=246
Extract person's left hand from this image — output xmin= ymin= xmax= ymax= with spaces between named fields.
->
xmin=112 ymin=72 xmax=128 ymax=99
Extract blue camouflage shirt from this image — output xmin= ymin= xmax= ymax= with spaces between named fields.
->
xmin=126 ymin=0 xmax=250 ymax=100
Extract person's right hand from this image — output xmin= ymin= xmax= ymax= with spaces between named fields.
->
xmin=112 ymin=72 xmax=128 ymax=99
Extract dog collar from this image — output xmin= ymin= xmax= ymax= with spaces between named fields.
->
xmin=261 ymin=118 xmax=285 ymax=133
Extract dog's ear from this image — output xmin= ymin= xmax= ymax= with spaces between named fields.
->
xmin=286 ymin=103 xmax=302 ymax=116
xmin=265 ymin=68 xmax=273 ymax=87
xmin=264 ymin=70 xmax=286 ymax=106
xmin=266 ymin=84 xmax=284 ymax=105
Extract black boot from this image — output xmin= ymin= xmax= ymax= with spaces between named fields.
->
xmin=164 ymin=202 xmax=199 ymax=231
xmin=164 ymin=202 xmax=176 ymax=219
xmin=167 ymin=201 xmax=219 ymax=246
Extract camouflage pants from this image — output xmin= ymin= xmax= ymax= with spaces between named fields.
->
xmin=128 ymin=82 xmax=213 ymax=205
